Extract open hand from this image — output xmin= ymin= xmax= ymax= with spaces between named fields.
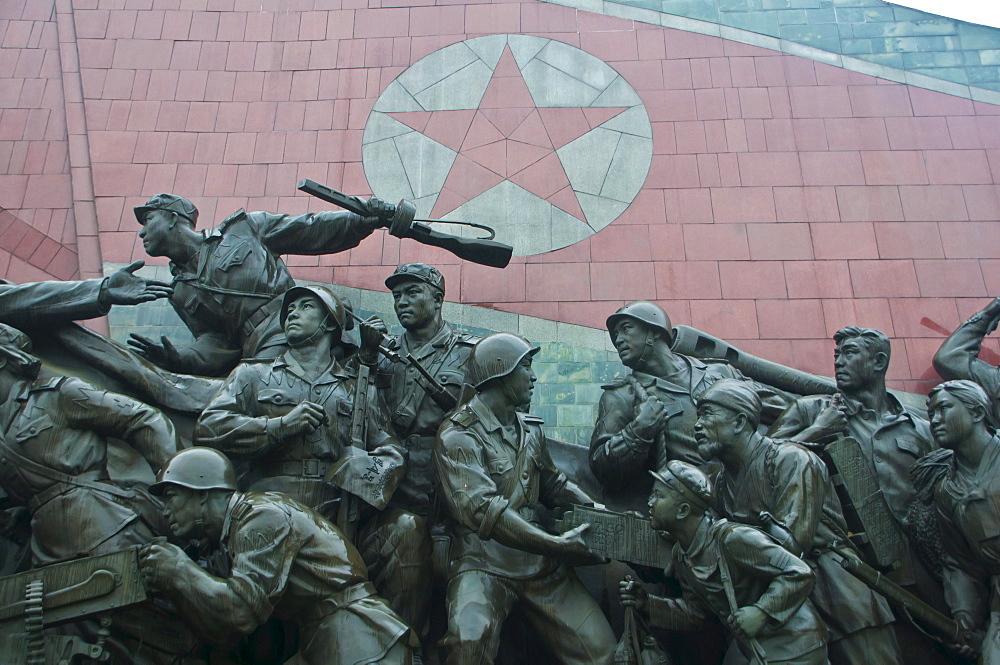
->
xmin=556 ymin=523 xmax=606 ymax=567
xmin=128 ymin=333 xmax=181 ymax=370
xmin=105 ymin=260 xmax=173 ymax=305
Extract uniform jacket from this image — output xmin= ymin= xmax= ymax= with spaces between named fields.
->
xmin=713 ymin=435 xmax=896 ymax=639
xmin=375 ymin=322 xmax=476 ymax=515
xmin=0 ymin=375 xmax=179 ymax=563
xmin=435 ymin=395 xmax=576 ymax=579
xmin=0 ymin=278 xmax=109 ymax=328
xmin=195 ymin=353 xmax=402 ymax=513
xmin=648 ymin=518 xmax=827 ymax=662
xmin=165 ymin=208 xmax=372 ymax=376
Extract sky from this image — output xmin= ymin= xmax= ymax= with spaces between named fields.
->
xmin=888 ymin=0 xmax=1000 ymax=29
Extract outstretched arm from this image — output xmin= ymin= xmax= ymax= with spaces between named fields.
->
xmin=934 ymin=297 xmax=1000 ymax=400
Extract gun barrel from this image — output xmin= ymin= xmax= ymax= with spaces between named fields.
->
xmin=835 ymin=550 xmax=964 ymax=643
xmin=297 ymin=179 xmax=371 ymax=216
xmin=406 ymin=222 xmax=512 ymax=269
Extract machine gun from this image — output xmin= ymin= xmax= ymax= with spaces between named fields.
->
xmin=298 ymin=180 xmax=514 ymax=269
xmin=0 ymin=547 xmax=148 ymax=665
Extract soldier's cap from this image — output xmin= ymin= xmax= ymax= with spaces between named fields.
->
xmin=649 ymin=461 xmax=711 ymax=512
xmin=134 ymin=194 xmax=199 ymax=227
xmin=0 ymin=323 xmax=31 ymax=353
xmin=697 ymin=378 xmax=762 ymax=423
xmin=384 ymin=263 xmax=445 ymax=295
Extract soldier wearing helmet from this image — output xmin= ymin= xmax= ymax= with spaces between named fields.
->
xmin=349 ymin=264 xmax=478 ymax=648
xmin=0 ymin=322 xmax=196 ymax=662
xmin=590 ymin=301 xmax=785 ymax=512
xmin=128 ymin=191 xmax=392 ymax=377
xmin=139 ymin=447 xmax=415 ymax=665
xmin=434 ymin=333 xmax=616 ymax=665
xmin=194 ymin=284 xmax=404 ymax=523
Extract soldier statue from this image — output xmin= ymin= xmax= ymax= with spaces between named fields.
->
xmin=619 ymin=460 xmax=830 ymax=665
xmin=357 ymin=264 xmax=477 ymax=648
xmin=139 ymin=447 xmax=415 ymax=665
xmin=695 ymin=378 xmax=901 ymax=664
xmin=0 ymin=322 xmax=196 ymax=663
xmin=194 ymin=284 xmax=404 ymax=522
xmin=935 ymin=297 xmax=1000 ymax=408
xmin=768 ymin=326 xmax=948 ymax=664
xmin=128 ymin=193 xmax=390 ymax=376
xmin=0 ymin=260 xmax=172 ymax=329
xmin=434 ymin=333 xmax=616 ymax=665
xmin=926 ymin=379 xmax=1000 ymax=662
xmin=590 ymin=301 xmax=785 ymax=511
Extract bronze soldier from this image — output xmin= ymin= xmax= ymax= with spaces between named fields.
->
xmin=0 ymin=322 xmax=195 ymax=663
xmin=140 ymin=447 xmax=415 ymax=665
xmin=590 ymin=301 xmax=785 ymax=511
xmin=0 ymin=260 xmax=172 ymax=328
xmin=357 ymin=264 xmax=477 ymax=644
xmin=935 ymin=297 xmax=1000 ymax=406
xmin=695 ymin=379 xmax=901 ymax=664
xmin=620 ymin=460 xmax=830 ymax=665
xmin=768 ymin=326 xmax=949 ymax=664
xmin=434 ymin=333 xmax=616 ymax=665
xmin=927 ymin=380 xmax=1000 ymax=662
xmin=128 ymin=193 xmax=389 ymax=376
xmin=194 ymin=284 xmax=404 ymax=522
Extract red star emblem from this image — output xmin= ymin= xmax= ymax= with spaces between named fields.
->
xmin=387 ymin=46 xmax=628 ymax=223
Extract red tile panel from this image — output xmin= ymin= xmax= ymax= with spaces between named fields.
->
xmin=940 ymin=221 xmax=1000 ymax=259
xmin=773 ymin=186 xmax=839 ymax=222
xmin=849 ymin=260 xmax=919 ymax=298
xmin=710 ymin=186 xmax=776 ymax=223
xmin=590 ymin=261 xmax=656 ymax=300
xmin=924 ymin=150 xmax=993 ymax=185
xmin=747 ymin=223 xmax=813 ymax=260
xmin=811 ymin=221 xmax=878 ymax=260
xmin=683 ymin=223 xmax=749 ymax=261
xmin=799 ymin=152 xmax=865 ymax=186
xmin=873 ymin=221 xmax=944 ymax=259
xmin=591 ymin=224 xmax=652 ymax=262
xmin=913 ymin=259 xmax=985 ymax=298
xmin=834 ymin=185 xmax=902 ymax=222
xmin=736 ymin=153 xmax=801 ymax=187
xmin=898 ymin=185 xmax=968 ymax=222
xmin=821 ymin=298 xmax=894 ymax=337
xmin=887 ymin=297 xmax=961 ymax=338
xmin=756 ymin=298 xmax=826 ymax=339
xmin=525 ymin=262 xmax=590 ymax=302
xmin=653 ymin=260 xmax=721 ymax=300
xmin=690 ymin=298 xmax=758 ymax=339
xmin=719 ymin=261 xmax=786 ymax=299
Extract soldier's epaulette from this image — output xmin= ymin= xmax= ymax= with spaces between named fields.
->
xmin=600 ymin=377 xmax=629 ymax=391
xmin=27 ymin=376 xmax=67 ymax=393
xmin=456 ymin=333 xmax=481 ymax=346
xmin=449 ymin=406 xmax=479 ymax=427
xmin=243 ymin=357 xmax=273 ymax=364
xmin=218 ymin=208 xmax=247 ymax=231
xmin=701 ymin=356 xmax=731 ymax=366
xmin=521 ymin=414 xmax=544 ymax=425
xmin=230 ymin=496 xmax=256 ymax=522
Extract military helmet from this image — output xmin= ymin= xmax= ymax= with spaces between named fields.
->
xmin=384 ymin=263 xmax=445 ymax=296
xmin=606 ymin=301 xmax=673 ymax=345
xmin=134 ymin=193 xmax=199 ymax=227
xmin=465 ymin=333 xmax=539 ymax=389
xmin=150 ymin=447 xmax=238 ymax=495
xmin=280 ymin=284 xmax=346 ymax=331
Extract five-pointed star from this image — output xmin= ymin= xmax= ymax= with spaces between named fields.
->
xmin=388 ymin=46 xmax=627 ymax=222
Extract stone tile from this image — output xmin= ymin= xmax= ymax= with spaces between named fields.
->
xmin=887 ymin=296 xmax=960 ymax=338
xmin=557 ymin=300 xmax=623 ymax=330
xmin=738 ymin=87 xmax=771 ymax=118
xmin=462 ymin=261 xmax=525 ymax=303
xmin=860 ymin=150 xmax=928 ymax=185
xmin=525 ymin=262 xmax=591 ymax=301
xmin=908 ymin=86 xmax=975 ymax=116
xmin=834 ymin=185 xmax=902 ymax=222
xmin=590 ymin=261 xmax=656 ymax=300
xmin=848 ymin=84 xmax=912 ymax=117
xmin=646 ymin=154 xmax=700 ymax=189
xmin=736 ymin=152 xmax=802 ymax=186
xmin=824 ymin=117 xmax=889 ymax=151
xmin=884 ymin=116 xmax=953 ymax=150
xmin=924 ymin=150 xmax=993 ymax=185
xmin=811 ymin=221 xmax=878 ymax=259
xmin=711 ymin=186 xmax=777 ymax=223
xmin=898 ymin=185 xmax=969 ymax=222
xmin=789 ymin=85 xmax=852 ymax=118
xmin=789 ymin=338 xmax=837 ymax=377
xmin=783 ymin=260 xmax=851 ymax=299
xmin=690 ymin=298 xmax=759 ymax=339
xmin=591 ymin=224 xmax=653 ymax=262
xmin=874 ymin=221 xmax=945 ymax=259
xmin=683 ymin=223 xmax=749 ymax=260
xmin=747 ymin=222 xmax=813 ymax=259
xmin=821 ymin=298 xmax=895 ymax=337
xmin=849 ymin=259 xmax=919 ymax=297
xmin=695 ymin=88 xmax=727 ymax=120
xmin=799 ymin=151 xmax=865 ymax=186
xmin=756 ymin=298 xmax=827 ymax=339
xmin=940 ymin=221 xmax=1000 ymax=258
xmin=653 ymin=260 xmax=721 ymax=299
xmin=914 ymin=259 xmax=986 ymax=298
xmin=720 ymin=260 xmax=787 ymax=298
xmin=963 ymin=185 xmax=1000 ymax=221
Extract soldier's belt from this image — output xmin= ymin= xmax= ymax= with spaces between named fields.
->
xmin=264 ymin=459 xmax=333 ymax=478
xmin=555 ymin=505 xmax=671 ymax=569
xmin=298 ymin=581 xmax=376 ymax=622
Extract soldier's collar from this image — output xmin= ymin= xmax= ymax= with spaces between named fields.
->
xmin=398 ymin=321 xmax=453 ymax=355
xmin=468 ymin=395 xmax=504 ymax=433
xmin=838 ymin=391 xmax=906 ymax=421
xmin=274 ymin=352 xmax=348 ymax=380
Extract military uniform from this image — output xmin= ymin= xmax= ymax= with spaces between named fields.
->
xmin=934 ymin=435 xmax=1000 ymax=663
xmin=0 ymin=278 xmax=111 ymax=328
xmin=0 ymin=374 xmax=195 ymax=663
xmin=357 ymin=321 xmax=476 ymax=633
xmin=194 ymin=353 xmax=403 ymax=520
xmin=434 ymin=395 xmax=616 ymax=665
xmin=590 ymin=356 xmax=784 ymax=511
xmin=160 ymin=207 xmax=373 ymax=376
xmin=647 ymin=518 xmax=828 ymax=664
xmin=712 ymin=435 xmax=900 ymax=664
xmin=184 ymin=491 xmax=412 ymax=665
xmin=934 ymin=307 xmax=1000 ymax=404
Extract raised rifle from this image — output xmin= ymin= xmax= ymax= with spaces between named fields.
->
xmin=298 ymin=179 xmax=514 ymax=268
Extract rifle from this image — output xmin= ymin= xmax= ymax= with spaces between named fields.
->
xmin=298 ymin=179 xmax=514 ymax=268
xmin=832 ymin=547 xmax=973 ymax=647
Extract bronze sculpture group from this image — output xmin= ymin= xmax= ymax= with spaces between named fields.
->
xmin=0 ymin=189 xmax=998 ymax=665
